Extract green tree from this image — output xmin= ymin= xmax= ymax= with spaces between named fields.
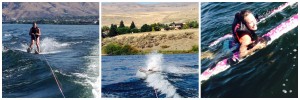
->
xmin=119 ymin=20 xmax=125 ymax=28
xmin=189 ymin=21 xmax=199 ymax=28
xmin=182 ymin=24 xmax=189 ymax=29
xmin=141 ymin=24 xmax=151 ymax=32
xmin=108 ymin=24 xmax=118 ymax=37
xmin=150 ymin=23 xmax=161 ymax=31
xmin=101 ymin=26 xmax=110 ymax=32
xmin=101 ymin=26 xmax=110 ymax=38
xmin=130 ymin=21 xmax=136 ymax=29
xmin=117 ymin=26 xmax=130 ymax=34
xmin=152 ymin=27 xmax=155 ymax=32
xmin=103 ymin=43 xmax=139 ymax=55
xmin=130 ymin=28 xmax=140 ymax=33
xmin=155 ymin=26 xmax=161 ymax=31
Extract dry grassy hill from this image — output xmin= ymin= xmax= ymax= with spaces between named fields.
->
xmin=101 ymin=2 xmax=198 ymax=27
xmin=2 ymin=2 xmax=99 ymax=20
xmin=102 ymin=29 xmax=199 ymax=53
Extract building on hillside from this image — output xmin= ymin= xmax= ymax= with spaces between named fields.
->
xmin=169 ymin=22 xmax=186 ymax=30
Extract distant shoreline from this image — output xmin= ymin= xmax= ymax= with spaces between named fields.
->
xmin=2 ymin=16 xmax=99 ymax=25
xmin=101 ymin=52 xmax=199 ymax=56
xmin=2 ymin=22 xmax=99 ymax=25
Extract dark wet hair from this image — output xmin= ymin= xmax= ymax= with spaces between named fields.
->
xmin=240 ymin=10 xmax=253 ymax=20
xmin=232 ymin=10 xmax=258 ymax=42
xmin=33 ymin=22 xmax=37 ymax=25
xmin=235 ymin=10 xmax=253 ymax=23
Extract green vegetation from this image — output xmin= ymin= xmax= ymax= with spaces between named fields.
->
xmin=191 ymin=45 xmax=199 ymax=53
xmin=119 ymin=20 xmax=125 ymax=28
xmin=3 ymin=16 xmax=99 ymax=25
xmin=130 ymin=21 xmax=136 ymax=29
xmin=188 ymin=21 xmax=199 ymax=28
xmin=108 ymin=24 xmax=118 ymax=37
xmin=101 ymin=20 xmax=199 ymax=38
xmin=141 ymin=24 xmax=152 ymax=32
xmin=102 ymin=43 xmax=139 ymax=55
xmin=102 ymin=43 xmax=199 ymax=55
xmin=101 ymin=26 xmax=109 ymax=32
xmin=159 ymin=45 xmax=198 ymax=54
xmin=117 ymin=26 xmax=130 ymax=35
xmin=160 ymin=45 xmax=170 ymax=49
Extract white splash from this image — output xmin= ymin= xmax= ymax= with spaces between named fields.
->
xmin=136 ymin=51 xmax=181 ymax=98
xmin=146 ymin=51 xmax=163 ymax=71
xmin=145 ymin=73 xmax=181 ymax=98
xmin=88 ymin=45 xmax=100 ymax=98
xmin=69 ymin=44 xmax=99 ymax=98
xmin=20 ymin=37 xmax=69 ymax=54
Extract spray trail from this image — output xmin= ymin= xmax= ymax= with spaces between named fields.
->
xmin=20 ymin=37 xmax=69 ymax=54
xmin=136 ymin=51 xmax=181 ymax=98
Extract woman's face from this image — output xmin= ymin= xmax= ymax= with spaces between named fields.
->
xmin=33 ymin=23 xmax=37 ymax=28
xmin=244 ymin=13 xmax=257 ymax=31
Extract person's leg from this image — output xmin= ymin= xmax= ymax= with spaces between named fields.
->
xmin=29 ymin=35 xmax=34 ymax=49
xmin=36 ymin=36 xmax=40 ymax=52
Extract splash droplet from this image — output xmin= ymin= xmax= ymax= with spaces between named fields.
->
xmin=282 ymin=84 xmax=286 ymax=86
xmin=289 ymin=90 xmax=292 ymax=93
xmin=280 ymin=48 xmax=283 ymax=50
xmin=286 ymin=79 xmax=288 ymax=81
xmin=293 ymin=49 xmax=297 ymax=52
xmin=282 ymin=90 xmax=287 ymax=93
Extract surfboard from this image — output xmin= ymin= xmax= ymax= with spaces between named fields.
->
xmin=201 ymin=14 xmax=298 ymax=83
xmin=139 ymin=68 xmax=159 ymax=74
xmin=136 ymin=68 xmax=161 ymax=79
xmin=26 ymin=47 xmax=40 ymax=54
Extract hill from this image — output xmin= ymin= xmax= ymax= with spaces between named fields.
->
xmin=2 ymin=2 xmax=99 ymax=20
xmin=102 ymin=29 xmax=199 ymax=55
xmin=101 ymin=2 xmax=198 ymax=27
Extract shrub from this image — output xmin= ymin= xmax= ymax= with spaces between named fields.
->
xmin=141 ymin=24 xmax=151 ymax=32
xmin=103 ymin=43 xmax=139 ymax=55
xmin=161 ymin=45 xmax=170 ymax=49
xmin=117 ymin=26 xmax=130 ymax=34
xmin=191 ymin=45 xmax=199 ymax=53
xmin=130 ymin=28 xmax=140 ymax=33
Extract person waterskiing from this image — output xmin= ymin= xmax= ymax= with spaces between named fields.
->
xmin=27 ymin=22 xmax=41 ymax=54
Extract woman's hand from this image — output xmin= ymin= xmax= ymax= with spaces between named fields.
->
xmin=256 ymin=42 xmax=267 ymax=49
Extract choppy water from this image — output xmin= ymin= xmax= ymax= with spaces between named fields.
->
xmin=201 ymin=2 xmax=298 ymax=98
xmin=2 ymin=24 xmax=99 ymax=98
xmin=102 ymin=53 xmax=199 ymax=98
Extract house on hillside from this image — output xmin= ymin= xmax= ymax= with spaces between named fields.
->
xmin=169 ymin=22 xmax=185 ymax=30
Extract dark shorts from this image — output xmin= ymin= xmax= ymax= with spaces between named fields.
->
xmin=223 ymin=40 xmax=240 ymax=53
xmin=30 ymin=35 xmax=39 ymax=40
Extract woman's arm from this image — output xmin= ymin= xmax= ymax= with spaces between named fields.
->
xmin=37 ymin=28 xmax=41 ymax=35
xmin=239 ymin=35 xmax=266 ymax=58
xmin=239 ymin=35 xmax=252 ymax=58
xmin=29 ymin=28 xmax=32 ymax=35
